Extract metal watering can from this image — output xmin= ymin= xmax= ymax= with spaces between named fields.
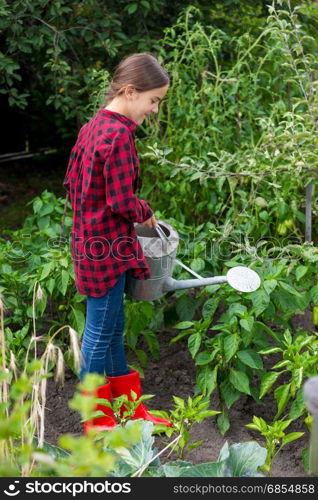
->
xmin=125 ymin=220 xmax=261 ymax=301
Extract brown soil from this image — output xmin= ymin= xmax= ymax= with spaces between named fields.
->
xmin=44 ymin=312 xmax=313 ymax=478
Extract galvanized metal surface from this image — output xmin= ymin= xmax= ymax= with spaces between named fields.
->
xmin=304 ymin=377 xmax=318 ymax=475
xmin=125 ymin=220 xmax=179 ymax=301
xmin=304 ymin=376 xmax=318 ymax=417
xmin=163 ymin=275 xmax=228 ymax=293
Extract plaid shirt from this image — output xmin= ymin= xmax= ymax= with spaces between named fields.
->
xmin=63 ymin=109 xmax=153 ymax=297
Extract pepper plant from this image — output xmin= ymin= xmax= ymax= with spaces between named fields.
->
xmin=258 ymin=329 xmax=318 ymax=420
xmin=245 ymin=416 xmax=304 ymax=475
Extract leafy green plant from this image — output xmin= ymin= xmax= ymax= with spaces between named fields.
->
xmin=0 ymin=325 xmax=142 ymax=478
xmin=107 ymin=425 xmax=267 ymax=477
xmin=0 ymin=0 xmax=194 ymax=145
xmin=72 ymin=374 xmax=156 ymax=429
xmin=0 ymin=191 xmax=85 ymax=371
xmin=35 ymin=420 xmax=145 ymax=477
xmin=156 ymin=395 xmax=220 ymax=459
xmin=259 ymin=329 xmax=318 ymax=420
xmin=246 ymin=415 xmax=304 ymax=474
xmin=161 ymin=441 xmax=267 ymax=477
xmin=124 ymin=300 xmax=163 ymax=370
xmin=0 ymin=296 xmax=81 ymax=476
xmin=30 ymin=420 xmax=268 ymax=478
xmin=170 ymin=247 xmax=317 ymax=436
xmin=171 ymin=286 xmax=265 ymax=435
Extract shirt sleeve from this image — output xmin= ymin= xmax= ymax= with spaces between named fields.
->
xmin=103 ymin=132 xmax=153 ymax=223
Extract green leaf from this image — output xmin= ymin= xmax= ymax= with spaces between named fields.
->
xmin=295 ymin=266 xmax=308 ymax=281
xmin=135 ymin=348 xmax=148 ymax=367
xmin=188 ymin=333 xmax=201 ymax=358
xmin=291 ymin=367 xmax=303 ymax=389
xmin=195 ymin=352 xmax=213 ymax=365
xmin=33 ymin=438 xmax=70 ymax=459
xmin=250 ymin=290 xmax=270 ymax=316
xmin=271 ymin=360 xmax=290 ymax=370
xmin=223 ymin=334 xmax=240 ymax=362
xmin=196 ymin=366 xmax=217 ymax=396
xmin=255 ymin=321 xmax=281 ymax=344
xmin=170 ymin=330 xmax=191 ymax=344
xmin=33 ymin=198 xmax=43 ymax=213
xmin=197 ymin=410 xmax=220 ymax=420
xmin=127 ymin=3 xmax=138 ymax=14
xmin=163 ymin=461 xmax=224 ymax=477
xmin=229 ymin=369 xmax=251 ymax=395
xmin=176 ymin=294 xmax=195 ymax=321
xmin=141 ymin=0 xmax=150 ymax=9
xmin=278 ymin=281 xmax=302 ymax=297
xmin=239 ymin=317 xmax=254 ymax=332
xmin=37 ymin=216 xmax=50 ymax=230
xmin=174 ymin=321 xmax=194 ymax=330
xmin=40 ymin=203 xmax=54 ymax=217
xmin=110 ymin=420 xmax=154 ymax=475
xmin=237 ymin=349 xmax=263 ymax=370
xmin=281 ymin=432 xmax=304 ymax=446
xmin=227 ymin=303 xmax=247 ymax=317
xmin=217 ymin=411 xmax=230 ymax=436
xmin=289 ymin=389 xmax=306 ymax=421
xmin=283 ymin=330 xmax=292 ymax=345
xmin=190 ymin=171 xmax=203 ymax=181
xmin=61 ymin=270 xmax=69 ymax=296
xmin=258 ymin=347 xmax=282 ymax=355
xmin=187 ymin=441 xmax=204 ymax=454
xmin=263 ymin=279 xmax=277 ymax=295
xmin=190 ymin=258 xmax=205 ymax=273
xmin=70 ymin=306 xmax=85 ymax=334
xmin=274 ymin=383 xmax=291 ymax=419
xmin=311 ymin=284 xmax=318 ymax=305
xmin=5 ymin=327 xmax=13 ymax=343
xmin=40 ymin=262 xmax=54 ymax=281
xmin=46 ymin=277 xmax=55 ymax=295
xmin=56 ymin=270 xmax=69 ymax=296
xmin=220 ymin=379 xmax=240 ymax=409
xmin=222 ymin=442 xmax=267 ymax=477
xmin=295 ymin=291 xmax=314 ymax=313
xmin=143 ymin=330 xmax=160 ymax=360
xmin=202 ymin=297 xmax=220 ymax=320
xmin=259 ymin=372 xmax=282 ymax=399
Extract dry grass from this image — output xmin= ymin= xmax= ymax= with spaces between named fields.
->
xmin=0 ymin=280 xmax=82 ymax=474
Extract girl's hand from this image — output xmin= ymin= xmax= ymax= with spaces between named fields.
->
xmin=142 ymin=215 xmax=158 ymax=228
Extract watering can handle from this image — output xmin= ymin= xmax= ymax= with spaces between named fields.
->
xmin=155 ymin=224 xmax=169 ymax=242
xmin=155 ymin=226 xmax=204 ymax=280
xmin=174 ymin=259 xmax=204 ymax=280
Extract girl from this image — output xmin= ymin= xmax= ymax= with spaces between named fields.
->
xmin=63 ymin=53 xmax=172 ymax=432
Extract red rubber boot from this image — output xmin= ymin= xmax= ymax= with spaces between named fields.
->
xmin=82 ymin=380 xmax=117 ymax=434
xmin=107 ymin=370 xmax=173 ymax=427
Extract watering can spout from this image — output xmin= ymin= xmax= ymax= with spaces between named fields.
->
xmin=125 ymin=220 xmax=261 ymax=301
xmin=163 ymin=276 xmax=227 ymax=293
xmin=163 ymin=266 xmax=261 ymax=294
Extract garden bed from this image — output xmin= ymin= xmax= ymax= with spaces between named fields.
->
xmin=44 ymin=317 xmax=311 ymax=478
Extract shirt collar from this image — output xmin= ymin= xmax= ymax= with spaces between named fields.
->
xmin=99 ymin=109 xmax=138 ymax=133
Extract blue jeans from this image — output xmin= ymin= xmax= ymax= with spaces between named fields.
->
xmin=80 ymin=272 xmax=129 ymax=381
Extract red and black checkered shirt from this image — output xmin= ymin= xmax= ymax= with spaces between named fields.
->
xmin=63 ymin=109 xmax=153 ymax=297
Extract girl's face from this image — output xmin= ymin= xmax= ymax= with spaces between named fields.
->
xmin=126 ymin=85 xmax=169 ymax=125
